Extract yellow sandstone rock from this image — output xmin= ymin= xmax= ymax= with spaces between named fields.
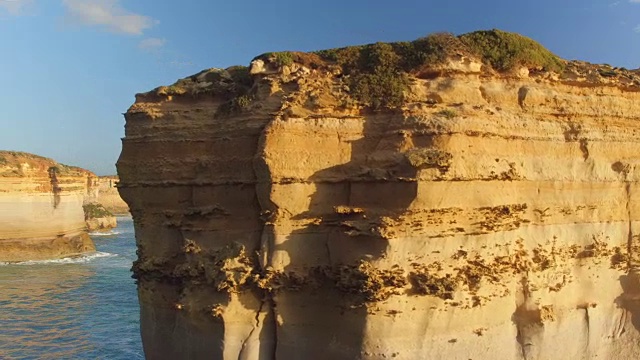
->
xmin=0 ymin=151 xmax=96 ymax=262
xmin=117 ymin=30 xmax=640 ymax=360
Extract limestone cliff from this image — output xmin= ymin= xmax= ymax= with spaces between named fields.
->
xmin=117 ymin=30 xmax=640 ymax=359
xmin=0 ymin=151 xmax=96 ymax=262
xmin=96 ymin=175 xmax=129 ymax=214
xmin=82 ymin=176 xmax=126 ymax=232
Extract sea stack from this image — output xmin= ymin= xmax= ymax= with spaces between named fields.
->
xmin=83 ymin=202 xmax=117 ymax=232
xmin=0 ymin=151 xmax=96 ymax=262
xmin=117 ymin=30 xmax=640 ymax=359
xmin=96 ymin=175 xmax=129 ymax=214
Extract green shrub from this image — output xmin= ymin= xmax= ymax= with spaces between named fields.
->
xmin=436 ymin=109 xmax=457 ymax=119
xmin=83 ymin=203 xmax=113 ymax=220
xmin=316 ymin=42 xmax=410 ymax=110
xmin=227 ymin=66 xmax=253 ymax=88
xmin=262 ymin=51 xmax=294 ymax=67
xmin=216 ymin=94 xmax=255 ymax=117
xmin=349 ymin=43 xmax=409 ymax=109
xmin=459 ymin=29 xmax=564 ymax=72
xmin=393 ymin=32 xmax=467 ymax=70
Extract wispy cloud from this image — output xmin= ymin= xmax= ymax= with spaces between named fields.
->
xmin=630 ymin=0 xmax=640 ymax=3
xmin=138 ymin=37 xmax=165 ymax=50
xmin=0 ymin=0 xmax=34 ymax=15
xmin=62 ymin=0 xmax=157 ymax=35
xmin=635 ymin=25 xmax=640 ymax=32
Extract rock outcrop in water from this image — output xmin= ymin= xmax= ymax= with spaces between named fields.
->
xmin=0 ymin=151 xmax=96 ymax=262
xmin=117 ymin=30 xmax=640 ymax=359
xmin=82 ymin=176 xmax=127 ymax=232
xmin=83 ymin=202 xmax=117 ymax=232
xmin=96 ymin=176 xmax=129 ymax=214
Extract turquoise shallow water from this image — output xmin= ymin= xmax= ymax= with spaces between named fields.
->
xmin=0 ymin=216 xmax=143 ymax=360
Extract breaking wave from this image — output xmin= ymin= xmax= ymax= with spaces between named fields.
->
xmin=0 ymin=252 xmax=117 ymax=266
xmin=89 ymin=231 xmax=121 ymax=237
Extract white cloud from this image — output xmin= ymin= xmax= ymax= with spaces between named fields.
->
xmin=138 ymin=37 xmax=165 ymax=50
xmin=62 ymin=0 xmax=157 ymax=35
xmin=635 ymin=25 xmax=640 ymax=32
xmin=0 ymin=0 xmax=34 ymax=15
xmin=630 ymin=0 xmax=640 ymax=3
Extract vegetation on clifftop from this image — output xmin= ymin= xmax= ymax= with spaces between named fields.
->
xmin=153 ymin=29 xmax=640 ymax=112
xmin=309 ymin=30 xmax=565 ymax=109
xmin=459 ymin=30 xmax=564 ymax=72
xmin=0 ymin=151 xmax=90 ymax=177
xmin=83 ymin=203 xmax=113 ymax=220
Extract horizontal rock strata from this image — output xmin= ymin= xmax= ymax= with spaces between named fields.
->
xmin=0 ymin=151 xmax=96 ymax=262
xmin=118 ymin=31 xmax=640 ymax=359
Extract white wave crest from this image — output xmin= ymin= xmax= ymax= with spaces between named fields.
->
xmin=89 ymin=231 xmax=121 ymax=237
xmin=0 ymin=251 xmax=117 ymax=266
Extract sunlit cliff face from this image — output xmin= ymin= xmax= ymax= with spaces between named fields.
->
xmin=118 ymin=31 xmax=640 ymax=360
xmin=0 ymin=151 xmax=96 ymax=262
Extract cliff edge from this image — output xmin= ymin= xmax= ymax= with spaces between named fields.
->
xmin=0 ymin=151 xmax=96 ymax=262
xmin=117 ymin=30 xmax=640 ymax=359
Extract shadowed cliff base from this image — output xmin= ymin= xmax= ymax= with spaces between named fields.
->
xmin=119 ymin=29 xmax=640 ymax=359
xmin=258 ymin=112 xmax=419 ymax=358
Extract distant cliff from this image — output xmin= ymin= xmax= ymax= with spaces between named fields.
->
xmin=83 ymin=202 xmax=117 ymax=232
xmin=0 ymin=151 xmax=95 ymax=262
xmin=118 ymin=30 xmax=640 ymax=359
xmin=95 ymin=176 xmax=129 ymax=214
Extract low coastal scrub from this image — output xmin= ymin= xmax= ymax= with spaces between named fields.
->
xmin=459 ymin=30 xmax=564 ymax=73
xmin=156 ymin=65 xmax=254 ymax=98
xmin=0 ymin=151 xmax=86 ymax=177
xmin=83 ymin=203 xmax=113 ymax=220
xmin=157 ymin=29 xmax=567 ymax=112
xmin=262 ymin=51 xmax=295 ymax=67
xmin=312 ymin=29 xmax=565 ymax=110
xmin=215 ymin=94 xmax=255 ymax=116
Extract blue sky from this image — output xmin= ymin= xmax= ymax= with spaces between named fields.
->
xmin=0 ymin=0 xmax=639 ymax=175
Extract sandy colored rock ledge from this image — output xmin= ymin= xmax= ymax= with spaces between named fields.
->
xmin=0 ymin=232 xmax=95 ymax=263
xmin=118 ymin=30 xmax=640 ymax=359
xmin=0 ymin=151 xmax=97 ymax=262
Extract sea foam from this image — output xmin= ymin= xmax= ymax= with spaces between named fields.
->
xmin=0 ymin=251 xmax=117 ymax=266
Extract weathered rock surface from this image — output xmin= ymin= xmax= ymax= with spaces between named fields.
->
xmin=96 ymin=175 xmax=129 ymax=214
xmin=118 ymin=31 xmax=640 ymax=359
xmin=0 ymin=151 xmax=96 ymax=262
xmin=83 ymin=202 xmax=118 ymax=232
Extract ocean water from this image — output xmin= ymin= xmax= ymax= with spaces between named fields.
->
xmin=0 ymin=216 xmax=143 ymax=359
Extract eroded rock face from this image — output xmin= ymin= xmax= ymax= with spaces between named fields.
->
xmin=83 ymin=202 xmax=117 ymax=232
xmin=118 ymin=37 xmax=640 ymax=359
xmin=96 ymin=176 xmax=129 ymax=214
xmin=0 ymin=151 xmax=96 ymax=262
